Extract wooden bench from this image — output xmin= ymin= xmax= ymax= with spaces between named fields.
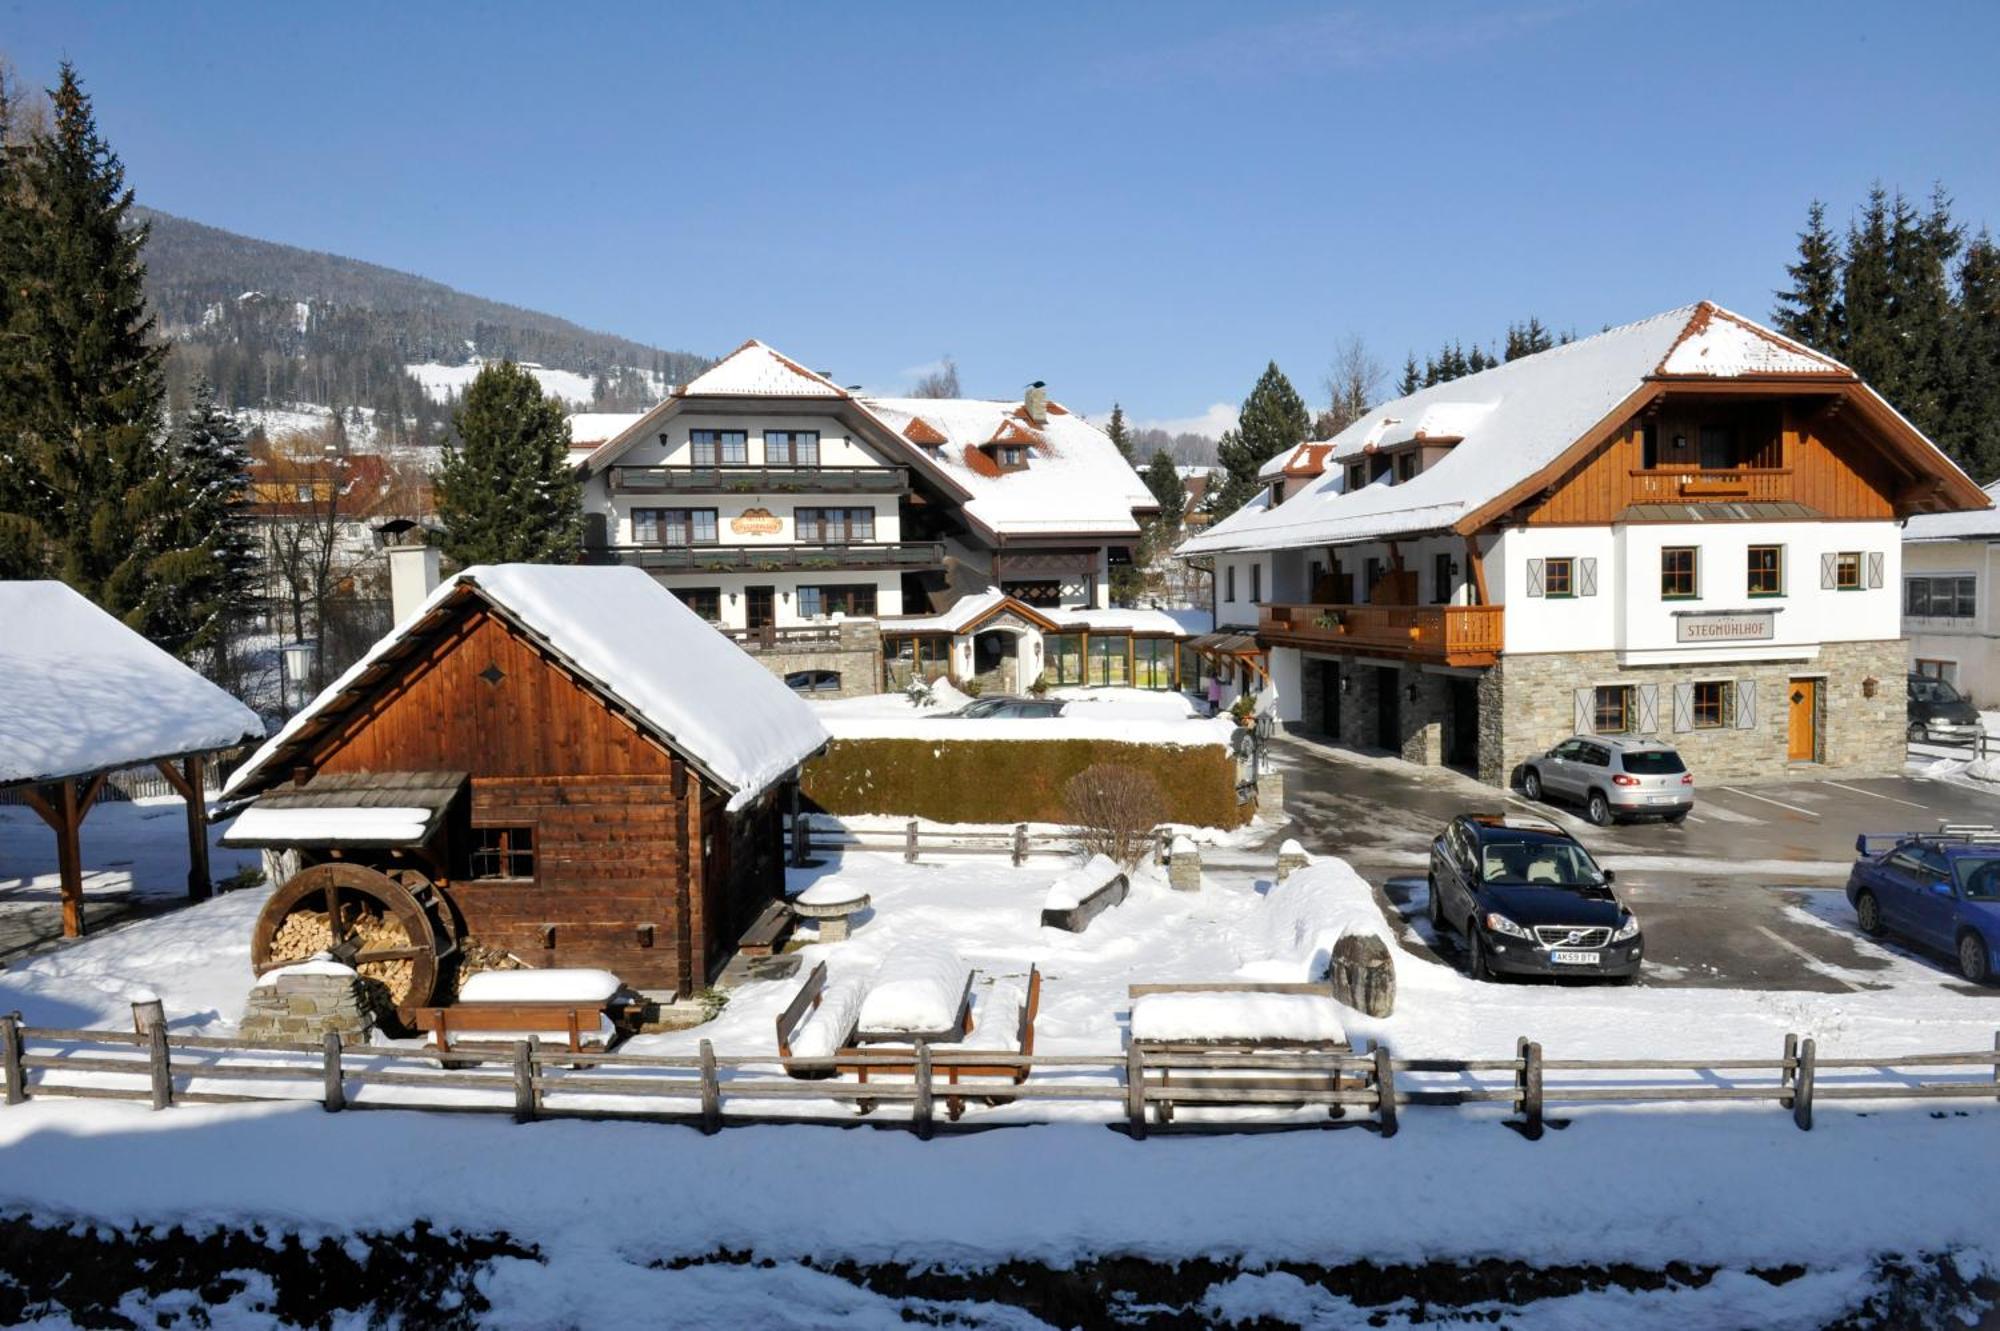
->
xmin=737 ymin=899 xmax=796 ymax=958
xmin=774 ymin=960 xmax=857 ymax=1078
xmin=412 ymin=995 xmax=644 ymax=1055
xmin=1127 ymin=981 xmax=1359 ymax=1125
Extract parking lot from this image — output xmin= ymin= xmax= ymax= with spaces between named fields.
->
xmin=1260 ymin=733 xmax=2000 ymax=998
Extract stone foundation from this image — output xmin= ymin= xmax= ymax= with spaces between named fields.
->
xmin=744 ymin=618 xmax=882 ymax=698
xmin=238 ymin=963 xmax=379 ymax=1043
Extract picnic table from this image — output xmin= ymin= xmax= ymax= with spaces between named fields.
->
xmin=1127 ymin=981 xmax=1359 ymax=1124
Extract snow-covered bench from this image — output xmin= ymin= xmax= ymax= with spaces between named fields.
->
xmin=413 ymin=968 xmax=640 ymax=1055
xmin=774 ymin=960 xmax=862 ymax=1078
xmin=1039 ymin=855 xmax=1128 ymax=932
xmin=1127 ymin=981 xmax=1357 ymax=1124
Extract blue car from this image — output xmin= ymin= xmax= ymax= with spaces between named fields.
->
xmin=1847 ymin=827 xmax=2000 ymax=984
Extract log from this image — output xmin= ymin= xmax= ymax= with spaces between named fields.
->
xmin=0 ymin=1014 xmax=24 ymax=1105
xmin=699 ymin=1039 xmax=721 ymax=1135
xmin=323 ymin=1033 xmax=345 ymax=1112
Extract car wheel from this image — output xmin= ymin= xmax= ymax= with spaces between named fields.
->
xmin=1426 ymin=873 xmax=1444 ymax=930
xmin=1959 ymin=931 xmax=1992 ymax=985
xmin=1586 ymin=790 xmax=1612 ymax=826
xmin=1466 ymin=927 xmax=1492 ymax=981
xmin=1854 ymin=890 xmax=1887 ymax=938
xmin=1522 ymin=769 xmax=1543 ymax=802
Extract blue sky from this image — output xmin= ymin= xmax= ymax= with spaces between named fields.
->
xmin=9 ymin=1 xmax=1999 ymax=433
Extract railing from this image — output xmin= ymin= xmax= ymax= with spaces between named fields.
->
xmin=5 ymin=1011 xmax=1992 ymax=1142
xmin=608 ymin=464 xmax=909 ymax=495
xmin=1626 ymin=467 xmax=1793 ymax=503
xmin=583 ymin=541 xmax=946 ymax=573
xmin=1258 ymin=603 xmax=1505 ymax=666
xmin=722 ymin=623 xmax=854 ymax=653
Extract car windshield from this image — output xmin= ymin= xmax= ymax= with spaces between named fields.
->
xmin=1479 ymin=839 xmax=1606 ymax=887
xmin=1953 ymin=854 xmax=2000 ymax=900
xmin=1620 ymin=750 xmax=1686 ymax=775
xmin=1911 ymin=677 xmax=1965 ymax=705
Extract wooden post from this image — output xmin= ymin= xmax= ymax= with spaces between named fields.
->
xmin=0 ymin=1013 xmax=24 ymax=1105
xmin=1522 ymin=1041 xmax=1543 ymax=1142
xmin=1780 ymin=1033 xmax=1798 ymax=1098
xmin=905 ymin=819 xmax=919 ymax=864
xmin=1463 ymin=535 xmax=1490 ymax=607
xmin=132 ymin=997 xmax=166 ymax=1038
xmin=147 ymin=1014 xmax=172 ymax=1110
xmin=789 ymin=796 xmax=809 ymax=868
xmin=1374 ymin=1045 xmax=1398 ymax=1138
xmin=699 ymin=1038 xmax=721 ymax=1135
xmin=1125 ymin=1042 xmax=1146 ymax=1141
xmin=183 ymin=756 xmax=211 ymax=901
xmin=1792 ymin=1038 xmax=1816 ymax=1131
xmin=54 ymin=780 xmax=85 ymax=939
xmin=512 ymin=1039 xmax=537 ymax=1123
xmin=913 ymin=1041 xmax=934 ymax=1140
xmin=1012 ymin=823 xmax=1028 ymax=867
xmin=323 ymin=1033 xmax=346 ymax=1112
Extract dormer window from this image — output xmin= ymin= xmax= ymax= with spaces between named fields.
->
xmin=1396 ymin=452 xmax=1417 ymax=482
xmin=1346 ymin=463 xmax=1364 ymax=491
xmin=985 ymin=444 xmax=1029 ymax=472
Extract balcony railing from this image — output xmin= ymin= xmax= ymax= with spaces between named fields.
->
xmin=1258 ymin=602 xmax=1504 ymax=667
xmin=1627 ymin=467 xmax=1793 ymax=503
xmin=608 ymin=464 xmax=909 ymax=495
xmin=584 ymin=541 xmax=946 ymax=574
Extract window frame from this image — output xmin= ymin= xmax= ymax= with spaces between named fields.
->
xmin=1660 ymin=546 xmax=1699 ymax=601
xmin=1905 ymin=574 xmax=1976 ymax=619
xmin=1690 ymin=679 xmax=1734 ymax=730
xmin=1432 ymin=551 xmax=1453 ymax=605
xmin=689 ymin=429 xmax=747 ymax=466
xmin=765 ymin=430 xmax=821 ymax=468
xmin=469 ymin=825 xmax=536 ymax=882
xmin=799 ymin=583 xmax=877 ymax=619
xmin=1834 ymin=551 xmax=1863 ymax=591
xmin=633 ymin=507 xmax=719 ymax=547
xmin=1249 ymin=562 xmax=1262 ymax=604
xmin=672 ymin=586 xmax=722 ymax=622
xmin=1543 ymin=556 xmax=1575 ymax=599
xmin=795 ymin=507 xmax=875 ymax=544
xmin=1592 ymin=684 xmax=1632 ymax=735
xmin=1746 ymin=545 xmax=1784 ymax=598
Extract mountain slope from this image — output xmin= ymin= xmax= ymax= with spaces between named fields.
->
xmin=139 ymin=208 xmax=710 ymax=444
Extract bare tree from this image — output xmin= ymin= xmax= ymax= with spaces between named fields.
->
xmin=1063 ymin=764 xmax=1166 ymax=867
xmin=255 ymin=427 xmax=366 ymax=692
xmin=910 ymin=356 xmax=961 ymax=398
xmin=1318 ymin=334 xmax=1386 ymax=439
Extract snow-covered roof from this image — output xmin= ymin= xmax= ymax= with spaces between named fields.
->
xmin=881 ymin=589 xmax=1018 ymax=635
xmin=0 ymin=582 xmax=265 ymax=786
xmin=1182 ymin=301 xmax=1969 ymax=556
xmin=225 ymin=565 xmax=828 ymax=811
xmin=566 ymin=412 xmax=645 ymax=449
xmin=861 ymin=396 xmax=1154 ymax=538
xmin=1255 ymin=449 xmax=1294 ymax=483
xmin=1904 ymin=479 xmax=2000 ymax=541
xmin=1047 ymin=606 xmax=1200 ymax=636
xmin=681 ymin=340 xmax=848 ymax=398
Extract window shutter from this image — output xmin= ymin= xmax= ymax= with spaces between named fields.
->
xmin=1637 ymin=683 xmax=1658 ymax=734
xmin=1528 ymin=558 xmax=1545 ymax=597
xmin=1573 ymin=687 xmax=1594 ymax=735
xmin=1735 ymin=679 xmax=1757 ymax=730
xmin=1820 ymin=553 xmax=1837 ymax=590
xmin=1672 ymin=682 xmax=1694 ymax=733
xmin=1579 ymin=557 xmax=1599 ymax=596
xmin=1867 ymin=551 xmax=1884 ymax=589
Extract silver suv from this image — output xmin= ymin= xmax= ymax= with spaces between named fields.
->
xmin=1522 ymin=736 xmax=1694 ymax=826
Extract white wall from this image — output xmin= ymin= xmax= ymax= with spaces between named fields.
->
xmin=1904 ymin=538 xmax=2000 ymax=705
xmin=1496 ymin=520 xmax=1903 ymax=661
xmin=1214 ymin=553 xmax=1271 ymax=627
xmin=604 ymin=493 xmax=901 ymax=547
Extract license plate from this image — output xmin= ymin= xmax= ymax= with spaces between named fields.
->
xmin=1647 ymin=795 xmax=1676 ymax=804
xmin=1550 ymin=950 xmax=1600 ymax=965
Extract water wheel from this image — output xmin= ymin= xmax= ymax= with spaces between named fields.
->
xmin=251 ymin=863 xmax=455 ymax=1025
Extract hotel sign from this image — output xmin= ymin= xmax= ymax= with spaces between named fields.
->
xmin=729 ymin=507 xmax=783 ymax=536
xmin=1674 ymin=611 xmax=1775 ymax=644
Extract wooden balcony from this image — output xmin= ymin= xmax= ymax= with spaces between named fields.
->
xmin=1625 ymin=467 xmax=1793 ymax=503
xmin=584 ymin=541 xmax=946 ymax=574
xmin=608 ymin=464 xmax=908 ymax=495
xmin=1259 ymin=603 xmax=1504 ymax=667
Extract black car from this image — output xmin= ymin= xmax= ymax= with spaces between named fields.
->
xmin=1427 ymin=814 xmax=1643 ymax=981
xmin=1908 ymin=674 xmax=1982 ymax=745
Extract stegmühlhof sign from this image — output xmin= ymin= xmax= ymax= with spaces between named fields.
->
xmin=1674 ymin=610 xmax=1775 ymax=644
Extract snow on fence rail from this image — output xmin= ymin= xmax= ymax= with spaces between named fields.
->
xmin=2 ymin=1013 xmax=1994 ymax=1141
xmin=787 ymin=817 xmax=1191 ymax=866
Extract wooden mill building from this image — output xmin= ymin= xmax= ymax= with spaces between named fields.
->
xmin=221 ymin=564 xmax=830 ymax=1003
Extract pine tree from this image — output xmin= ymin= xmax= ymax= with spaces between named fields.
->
xmin=139 ymin=379 xmax=258 ymax=666
xmin=1208 ymin=362 xmax=1308 ymax=518
xmin=0 ymin=63 xmax=175 ymax=622
xmin=1772 ymin=200 xmax=1845 ymax=355
xmin=1106 ymin=403 xmax=1134 ymax=463
xmin=1946 ymin=231 xmax=2000 ymax=480
xmin=436 ymin=361 xmax=583 ymax=564
xmin=1841 ymin=186 xmax=1899 ymax=399
xmin=1397 ymin=353 xmax=1421 ymax=397
xmin=1143 ymin=449 xmax=1185 ymax=529
xmin=1504 ymin=317 xmax=1553 ymax=361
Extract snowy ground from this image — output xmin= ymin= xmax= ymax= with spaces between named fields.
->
xmin=811 ymin=682 xmax=1232 ymax=745
xmin=1906 ymin=708 xmax=2000 ymax=789
xmin=0 ymin=821 xmax=1995 ymax=1325
xmin=0 ymin=797 xmax=261 ymax=909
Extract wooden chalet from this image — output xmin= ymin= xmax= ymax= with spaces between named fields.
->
xmin=220 ymin=564 xmax=829 ymax=1009
xmin=0 ymin=582 xmax=265 ymax=937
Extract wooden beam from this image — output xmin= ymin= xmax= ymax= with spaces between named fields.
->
xmin=15 ymin=784 xmax=59 ymax=832
xmin=183 ymin=756 xmax=211 ymax=901
xmin=77 ymin=772 xmax=109 ymax=817
xmin=1464 ymin=536 xmax=1491 ymax=607
xmin=54 ymin=780 xmax=84 ymax=939
xmin=153 ymin=758 xmax=197 ymax=803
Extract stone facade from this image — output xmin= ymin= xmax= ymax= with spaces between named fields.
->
xmin=744 ymin=618 xmax=883 ymax=699
xmin=238 ymin=964 xmax=379 ymax=1044
xmin=1481 ymin=638 xmax=1907 ymax=785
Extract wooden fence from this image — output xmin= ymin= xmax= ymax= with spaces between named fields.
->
xmin=3 ymin=1011 xmax=1993 ymax=1142
xmin=787 ymin=816 xmax=1188 ymax=867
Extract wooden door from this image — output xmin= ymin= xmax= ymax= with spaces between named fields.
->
xmin=745 ymin=585 xmax=775 ymax=630
xmin=1786 ymin=678 xmax=1818 ymax=762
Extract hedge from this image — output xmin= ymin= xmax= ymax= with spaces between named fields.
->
xmin=801 ymin=737 xmax=1248 ymax=829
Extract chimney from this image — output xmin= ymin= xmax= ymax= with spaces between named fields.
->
xmin=388 ymin=540 xmax=441 ymax=625
xmin=1024 ymin=380 xmax=1048 ymax=425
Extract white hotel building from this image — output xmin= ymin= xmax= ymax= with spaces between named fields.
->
xmin=1182 ymin=303 xmax=1990 ymax=785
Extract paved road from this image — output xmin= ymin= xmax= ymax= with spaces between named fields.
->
xmin=1255 ymin=733 xmax=2000 ymax=997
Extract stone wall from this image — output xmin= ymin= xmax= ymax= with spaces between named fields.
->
xmin=745 ymin=618 xmax=882 ymax=698
xmin=238 ymin=964 xmax=378 ymax=1043
xmin=1483 ymin=638 xmax=1906 ymax=785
